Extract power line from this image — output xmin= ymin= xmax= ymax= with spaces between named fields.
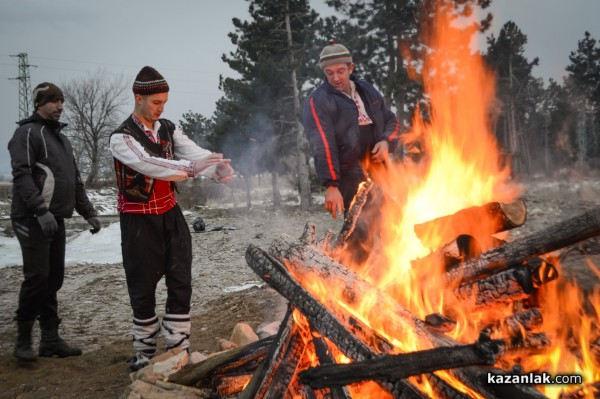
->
xmin=9 ymin=53 xmax=37 ymax=120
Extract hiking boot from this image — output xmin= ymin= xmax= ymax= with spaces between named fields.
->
xmin=13 ymin=320 xmax=37 ymax=362
xmin=38 ymin=318 xmax=82 ymax=357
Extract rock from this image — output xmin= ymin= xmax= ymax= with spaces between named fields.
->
xmin=229 ymin=322 xmax=259 ymax=346
xmin=256 ymin=320 xmax=281 ymax=339
xmin=189 ymin=351 xmax=208 ymax=364
xmin=152 ymin=350 xmax=189 ymax=376
xmin=218 ymin=338 xmax=238 ymax=351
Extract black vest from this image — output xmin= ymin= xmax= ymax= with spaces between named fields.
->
xmin=111 ymin=116 xmax=176 ymax=202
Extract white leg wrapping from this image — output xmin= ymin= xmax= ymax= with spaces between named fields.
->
xmin=162 ymin=313 xmax=191 ymax=351
xmin=132 ymin=315 xmax=160 ymax=356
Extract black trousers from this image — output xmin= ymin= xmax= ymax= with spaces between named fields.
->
xmin=12 ymin=216 xmax=66 ymax=322
xmin=120 ymin=205 xmax=192 ymax=320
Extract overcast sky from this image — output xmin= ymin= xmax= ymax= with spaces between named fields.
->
xmin=1 ymin=0 xmax=599 ymax=178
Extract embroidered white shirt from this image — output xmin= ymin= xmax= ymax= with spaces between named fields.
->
xmin=344 ymin=81 xmax=373 ymax=126
xmin=109 ymin=116 xmax=218 ymax=181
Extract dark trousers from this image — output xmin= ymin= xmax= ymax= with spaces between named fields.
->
xmin=12 ymin=217 xmax=66 ymax=322
xmin=120 ymin=205 xmax=192 ymax=320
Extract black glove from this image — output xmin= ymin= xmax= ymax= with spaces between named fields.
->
xmin=37 ymin=210 xmax=58 ymax=237
xmin=86 ymin=217 xmax=101 ymax=234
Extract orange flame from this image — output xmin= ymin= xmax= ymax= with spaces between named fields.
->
xmin=284 ymin=3 xmax=599 ymax=398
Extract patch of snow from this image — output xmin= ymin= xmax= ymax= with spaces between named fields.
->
xmin=0 ymin=222 xmax=123 ymax=269
xmin=222 ymin=281 xmax=265 ymax=293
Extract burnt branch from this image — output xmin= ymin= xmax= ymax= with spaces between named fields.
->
xmin=332 ymin=180 xmax=374 ymax=250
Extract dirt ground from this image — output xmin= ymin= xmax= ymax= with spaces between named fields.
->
xmin=1 ymin=178 xmax=600 ymax=399
xmin=0 ymin=201 xmax=342 ymax=399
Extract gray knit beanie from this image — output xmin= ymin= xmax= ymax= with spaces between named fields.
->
xmin=319 ymin=39 xmax=353 ymax=69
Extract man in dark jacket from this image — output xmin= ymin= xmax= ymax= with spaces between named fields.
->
xmin=301 ymin=40 xmax=399 ymax=219
xmin=8 ymin=82 xmax=101 ymax=362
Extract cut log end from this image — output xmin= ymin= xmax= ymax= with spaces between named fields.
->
xmin=499 ymin=200 xmax=527 ymax=227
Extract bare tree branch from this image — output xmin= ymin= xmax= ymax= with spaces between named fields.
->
xmin=62 ymin=70 xmax=129 ymax=186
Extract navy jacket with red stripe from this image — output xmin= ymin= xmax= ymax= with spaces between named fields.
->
xmin=301 ymin=75 xmax=399 ymax=188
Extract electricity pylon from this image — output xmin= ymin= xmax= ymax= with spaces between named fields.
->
xmin=9 ymin=53 xmax=37 ymax=120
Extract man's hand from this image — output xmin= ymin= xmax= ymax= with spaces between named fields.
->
xmin=215 ymin=159 xmax=235 ymax=183
xmin=325 ymin=186 xmax=344 ymax=219
xmin=193 ymin=153 xmax=224 ymax=176
xmin=37 ymin=210 xmax=58 ymax=237
xmin=371 ymin=140 xmax=389 ymax=163
xmin=86 ymin=217 xmax=101 ymax=234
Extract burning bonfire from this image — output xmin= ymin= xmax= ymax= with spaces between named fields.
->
xmin=156 ymin=5 xmax=600 ymax=399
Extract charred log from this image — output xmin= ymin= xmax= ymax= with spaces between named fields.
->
xmin=498 ymin=332 xmax=552 ymax=359
xmin=247 ymin=244 xmax=393 ymax=357
xmin=425 ymin=313 xmax=456 ymax=333
xmin=239 ymin=307 xmax=307 ymax=399
xmin=308 ymin=322 xmax=352 ymax=399
xmin=444 ymin=208 xmax=600 ymax=284
xmin=486 ymin=309 xmax=543 ymax=339
xmin=167 ymin=335 xmax=274 ymax=387
xmin=212 ymin=374 xmax=252 ymax=397
xmin=425 ymin=374 xmax=476 ymax=399
xmin=414 ymin=200 xmax=527 ymax=249
xmin=453 ymin=259 xmax=558 ymax=308
xmin=332 ymin=180 xmax=374 ymax=251
xmin=299 ymin=334 xmax=499 ymax=389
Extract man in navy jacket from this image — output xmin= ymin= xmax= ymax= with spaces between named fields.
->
xmin=302 ymin=40 xmax=399 ymax=219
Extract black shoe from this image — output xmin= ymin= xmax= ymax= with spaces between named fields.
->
xmin=38 ymin=318 xmax=81 ymax=357
xmin=38 ymin=338 xmax=82 ymax=357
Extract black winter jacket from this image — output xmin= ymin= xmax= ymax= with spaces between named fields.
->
xmin=8 ymin=113 xmax=97 ymax=220
xmin=301 ymin=76 xmax=399 ymax=187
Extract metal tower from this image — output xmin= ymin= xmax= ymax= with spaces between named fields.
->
xmin=9 ymin=53 xmax=36 ymax=120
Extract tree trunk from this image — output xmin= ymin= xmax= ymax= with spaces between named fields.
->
xmin=85 ymin=143 xmax=100 ymax=187
xmin=243 ymin=175 xmax=252 ymax=210
xmin=285 ymin=0 xmax=311 ymax=210
xmin=271 ymin=172 xmax=281 ymax=209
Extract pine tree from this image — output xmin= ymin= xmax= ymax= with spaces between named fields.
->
xmin=565 ymin=31 xmax=600 ymax=167
xmin=484 ymin=20 xmax=539 ymax=175
xmin=214 ymin=0 xmax=319 ymax=208
xmin=540 ymin=79 xmax=577 ymax=172
xmin=178 ymin=111 xmax=215 ymax=149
